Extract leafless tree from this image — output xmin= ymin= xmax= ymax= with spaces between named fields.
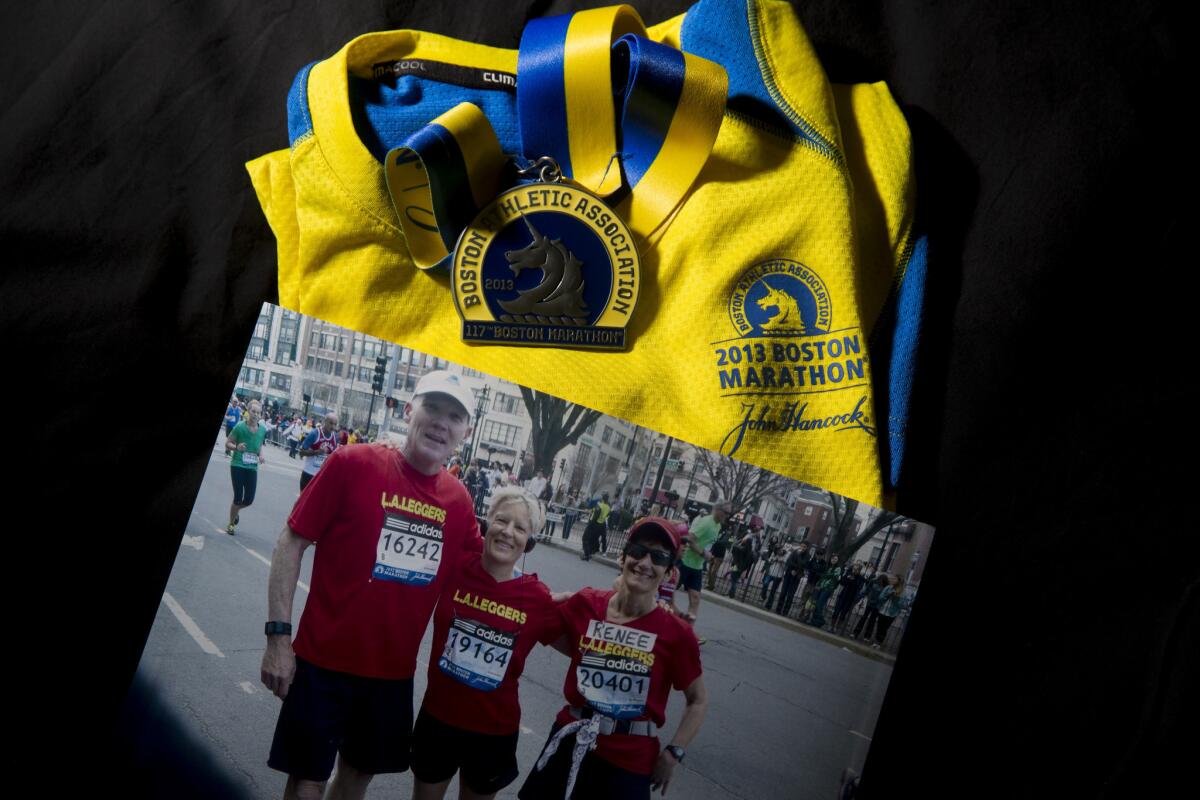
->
xmin=519 ymin=387 xmax=604 ymax=477
xmin=690 ymin=445 xmax=796 ymax=521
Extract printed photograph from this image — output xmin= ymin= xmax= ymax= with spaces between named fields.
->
xmin=136 ymin=304 xmax=936 ymax=800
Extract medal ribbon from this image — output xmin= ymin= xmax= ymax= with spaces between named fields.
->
xmin=386 ymin=5 xmax=727 ymax=269
xmin=384 ymin=102 xmax=511 ymax=270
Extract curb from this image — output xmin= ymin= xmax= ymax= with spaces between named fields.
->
xmin=536 ymin=536 xmax=896 ymax=665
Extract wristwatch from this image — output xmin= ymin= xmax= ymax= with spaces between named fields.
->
xmin=665 ymin=745 xmax=685 ymax=763
xmin=264 ymin=621 xmax=293 ymax=636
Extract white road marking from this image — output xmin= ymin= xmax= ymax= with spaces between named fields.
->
xmin=239 ymin=681 xmax=258 ymax=695
xmin=237 ymin=542 xmax=310 ymax=593
xmin=180 ymin=535 xmax=205 ymax=551
xmin=848 ymin=730 xmax=872 ymax=741
xmin=162 ymin=592 xmax=225 ymax=658
xmin=520 ymin=725 xmax=535 ymax=735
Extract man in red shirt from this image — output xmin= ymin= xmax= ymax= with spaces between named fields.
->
xmin=260 ymin=370 xmax=480 ymax=800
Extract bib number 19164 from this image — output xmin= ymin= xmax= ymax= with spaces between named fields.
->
xmin=438 ymin=618 xmax=515 ymax=691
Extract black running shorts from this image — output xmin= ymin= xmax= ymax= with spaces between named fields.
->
xmin=267 ymin=657 xmax=413 ymax=782
xmin=410 ymin=707 xmax=521 ymax=794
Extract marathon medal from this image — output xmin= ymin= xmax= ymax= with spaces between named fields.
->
xmin=451 ymin=157 xmax=640 ymax=351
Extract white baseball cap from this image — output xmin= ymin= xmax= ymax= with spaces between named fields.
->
xmin=413 ymin=370 xmax=474 ymax=418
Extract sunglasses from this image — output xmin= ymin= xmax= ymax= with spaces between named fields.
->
xmin=623 ymin=541 xmax=674 ymax=567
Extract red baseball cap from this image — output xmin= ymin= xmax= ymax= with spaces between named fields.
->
xmin=627 ymin=516 xmax=681 ymax=553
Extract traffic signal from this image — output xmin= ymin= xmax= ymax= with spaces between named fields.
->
xmin=372 ymin=355 xmax=386 ymax=392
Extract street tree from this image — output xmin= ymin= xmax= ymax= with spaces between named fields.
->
xmin=519 ymin=387 xmax=604 ymax=478
xmin=690 ymin=446 xmax=796 ymax=524
xmin=824 ymin=492 xmax=911 ymax=565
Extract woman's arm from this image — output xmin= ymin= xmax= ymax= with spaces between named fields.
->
xmin=651 ymin=675 xmax=708 ymax=795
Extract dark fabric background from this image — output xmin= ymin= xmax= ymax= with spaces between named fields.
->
xmin=3 ymin=1 xmax=1190 ymax=796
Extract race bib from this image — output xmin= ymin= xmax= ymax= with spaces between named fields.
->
xmin=313 ymin=454 xmax=327 ymax=469
xmin=241 ymin=452 xmax=259 ymax=465
xmin=576 ymin=620 xmax=655 ymax=719
xmin=372 ymin=511 xmax=444 ymax=586
xmin=438 ymin=617 xmax=515 ymax=691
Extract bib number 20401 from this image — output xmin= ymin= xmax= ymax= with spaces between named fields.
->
xmin=576 ymin=653 xmax=650 ymax=719
xmin=373 ymin=512 xmax=443 ymax=586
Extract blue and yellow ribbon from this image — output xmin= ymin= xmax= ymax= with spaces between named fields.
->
xmin=387 ymin=5 xmax=727 ymax=268
xmin=385 ymin=103 xmax=510 ymax=270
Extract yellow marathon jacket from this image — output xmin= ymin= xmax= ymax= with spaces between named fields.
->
xmin=246 ymin=0 xmax=925 ymax=508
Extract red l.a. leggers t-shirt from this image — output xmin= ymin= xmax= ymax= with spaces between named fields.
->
xmin=288 ymin=444 xmax=481 ymax=679
xmin=554 ymin=588 xmax=702 ymax=775
xmin=421 ymin=552 xmax=564 ymax=734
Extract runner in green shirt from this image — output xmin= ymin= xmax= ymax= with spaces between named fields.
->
xmin=675 ymin=501 xmax=732 ymax=644
xmin=225 ymin=399 xmax=267 ymax=535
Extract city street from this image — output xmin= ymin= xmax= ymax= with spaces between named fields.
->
xmin=136 ymin=436 xmax=894 ymax=799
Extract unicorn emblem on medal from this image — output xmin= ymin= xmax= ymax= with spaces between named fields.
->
xmin=497 ymin=215 xmax=590 ymax=326
xmin=451 ymin=182 xmax=640 ymax=350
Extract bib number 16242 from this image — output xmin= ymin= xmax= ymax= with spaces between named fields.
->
xmin=372 ymin=512 xmax=444 ymax=586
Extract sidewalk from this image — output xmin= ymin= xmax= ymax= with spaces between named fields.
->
xmin=534 ymin=531 xmax=897 ymax=665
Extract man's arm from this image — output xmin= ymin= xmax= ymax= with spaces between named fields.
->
xmin=260 ymin=525 xmax=312 ymax=699
xmin=297 ymin=430 xmax=320 ymax=456
xmin=685 ymin=528 xmax=710 ymax=559
xmin=651 ymin=675 xmax=709 ymax=795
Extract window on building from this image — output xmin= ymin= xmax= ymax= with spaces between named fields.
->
xmin=492 ymin=392 xmax=520 ymax=415
xmin=269 ymin=374 xmax=291 ymax=391
xmin=239 ymin=367 xmax=264 ymax=386
xmin=334 ymin=361 xmax=343 ymax=377
xmin=885 ymin=542 xmax=901 ymax=572
xmin=481 ymin=420 xmax=520 ymax=447
xmin=804 ymin=506 xmax=813 ymax=516
xmin=302 ymin=380 xmax=338 ymax=405
xmin=601 ymin=426 xmax=612 ymax=445
xmin=822 ymin=510 xmax=828 ymax=519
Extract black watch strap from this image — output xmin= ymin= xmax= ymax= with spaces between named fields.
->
xmin=666 ymin=745 xmax=685 ymax=762
xmin=264 ymin=621 xmax=293 ymax=636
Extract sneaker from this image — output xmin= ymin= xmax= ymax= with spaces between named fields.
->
xmin=871 ymin=642 xmax=880 ymax=649
xmin=226 ymin=524 xmax=236 ymax=536
xmin=697 ymin=636 xmax=707 ymax=646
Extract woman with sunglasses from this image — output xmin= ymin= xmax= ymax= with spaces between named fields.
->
xmin=520 ymin=517 xmax=709 ymax=800
xmin=411 ymin=486 xmax=566 ymax=800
